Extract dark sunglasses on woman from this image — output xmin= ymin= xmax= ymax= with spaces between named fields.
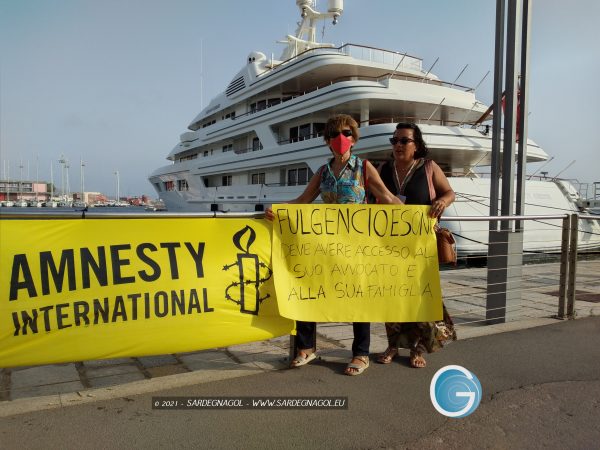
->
xmin=328 ymin=129 xmax=353 ymax=139
xmin=389 ymin=137 xmax=415 ymax=145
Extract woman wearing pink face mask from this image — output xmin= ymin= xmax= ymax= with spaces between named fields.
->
xmin=265 ymin=114 xmax=401 ymax=376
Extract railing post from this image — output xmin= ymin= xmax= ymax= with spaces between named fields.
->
xmin=566 ymin=213 xmax=579 ymax=319
xmin=557 ymin=215 xmax=571 ymax=319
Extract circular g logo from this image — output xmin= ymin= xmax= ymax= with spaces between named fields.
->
xmin=430 ymin=365 xmax=482 ymax=418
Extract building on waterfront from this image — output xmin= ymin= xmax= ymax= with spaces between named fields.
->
xmin=0 ymin=180 xmax=50 ymax=203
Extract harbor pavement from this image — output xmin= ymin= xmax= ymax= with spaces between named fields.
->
xmin=0 ymin=316 xmax=599 ymax=449
xmin=2 ymin=259 xmax=599 ymax=407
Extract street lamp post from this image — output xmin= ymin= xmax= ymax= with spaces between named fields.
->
xmin=114 ymin=170 xmax=120 ymax=204
xmin=80 ymin=158 xmax=85 ymax=203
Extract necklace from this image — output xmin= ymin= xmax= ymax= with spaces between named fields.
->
xmin=393 ymin=160 xmax=417 ymax=194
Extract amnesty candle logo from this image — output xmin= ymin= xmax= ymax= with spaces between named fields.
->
xmin=223 ymin=226 xmax=272 ymax=315
xmin=0 ymin=217 xmax=293 ymax=367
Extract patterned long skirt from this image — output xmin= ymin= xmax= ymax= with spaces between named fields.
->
xmin=384 ymin=304 xmax=457 ymax=354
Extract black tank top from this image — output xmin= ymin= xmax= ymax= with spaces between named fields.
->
xmin=379 ymin=160 xmax=432 ymax=206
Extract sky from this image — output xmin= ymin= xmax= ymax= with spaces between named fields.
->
xmin=1 ymin=0 xmax=599 ymax=199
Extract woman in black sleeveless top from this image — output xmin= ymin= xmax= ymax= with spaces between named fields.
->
xmin=377 ymin=123 xmax=457 ymax=368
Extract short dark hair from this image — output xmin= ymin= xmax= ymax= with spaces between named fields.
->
xmin=395 ymin=122 xmax=428 ymax=158
xmin=324 ymin=114 xmax=359 ymax=143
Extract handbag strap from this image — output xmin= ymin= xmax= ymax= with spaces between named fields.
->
xmin=362 ymin=158 xmax=369 ymax=204
xmin=424 ymin=159 xmax=437 ymax=202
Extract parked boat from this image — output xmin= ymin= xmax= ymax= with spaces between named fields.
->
xmin=149 ymin=0 xmax=600 ymax=255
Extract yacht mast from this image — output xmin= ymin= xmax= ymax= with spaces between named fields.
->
xmin=280 ymin=0 xmax=344 ymax=60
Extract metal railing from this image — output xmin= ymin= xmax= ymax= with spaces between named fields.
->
xmin=438 ymin=213 xmax=600 ymax=327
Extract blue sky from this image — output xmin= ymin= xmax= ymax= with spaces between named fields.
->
xmin=1 ymin=0 xmax=599 ymax=198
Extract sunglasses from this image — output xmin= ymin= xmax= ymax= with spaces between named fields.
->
xmin=389 ymin=137 xmax=415 ymax=145
xmin=328 ymin=129 xmax=353 ymax=139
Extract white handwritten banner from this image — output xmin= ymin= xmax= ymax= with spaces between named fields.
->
xmin=271 ymin=204 xmax=443 ymax=322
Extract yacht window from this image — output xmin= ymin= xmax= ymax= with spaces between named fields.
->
xmin=267 ymin=98 xmax=281 ymax=107
xmin=203 ymin=179 xmax=209 ymax=188
xmin=252 ymin=137 xmax=263 ymax=151
xmin=177 ymin=179 xmax=189 ymax=191
xmin=299 ymin=123 xmax=311 ymax=141
xmin=289 ymin=127 xmax=299 ymax=143
xmin=314 ymin=122 xmax=326 ymax=138
xmin=164 ymin=181 xmax=175 ymax=191
xmin=222 ymin=144 xmax=233 ymax=152
xmin=203 ymin=151 xmax=209 ymax=157
xmin=287 ymin=168 xmax=309 ymax=186
xmin=222 ymin=175 xmax=232 ymax=186
xmin=154 ymin=182 xmax=162 ymax=192
xmin=289 ymin=123 xmax=312 ymax=142
xmin=256 ymin=100 xmax=266 ymax=111
xmin=297 ymin=168 xmax=308 ymax=185
xmin=179 ymin=153 xmax=198 ymax=162
xmin=251 ymin=173 xmax=265 ymax=185
xmin=287 ymin=170 xmax=297 ymax=186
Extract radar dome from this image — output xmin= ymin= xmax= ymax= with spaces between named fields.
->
xmin=247 ymin=51 xmax=267 ymax=64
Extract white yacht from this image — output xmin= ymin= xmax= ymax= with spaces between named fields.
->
xmin=149 ymin=0 xmax=600 ymax=255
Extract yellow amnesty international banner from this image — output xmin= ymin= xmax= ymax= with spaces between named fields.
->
xmin=272 ymin=204 xmax=443 ymax=322
xmin=0 ymin=217 xmax=293 ymax=367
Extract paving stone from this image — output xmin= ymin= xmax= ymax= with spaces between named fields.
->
xmin=178 ymin=351 xmax=232 ymax=364
xmin=85 ymin=364 xmax=141 ymax=380
xmin=228 ymin=342 xmax=286 ymax=364
xmin=87 ymin=372 xmax=146 ymax=389
xmin=147 ymin=365 xmax=189 ymax=378
xmin=10 ymin=381 xmax=84 ymax=400
xmin=83 ymin=358 xmax=135 ymax=367
xmin=11 ymin=364 xmax=80 ymax=389
xmin=137 ymin=355 xmax=179 ymax=368
xmin=180 ymin=359 xmax=243 ymax=372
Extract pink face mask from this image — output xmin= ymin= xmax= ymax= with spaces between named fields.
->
xmin=329 ymin=134 xmax=353 ymax=155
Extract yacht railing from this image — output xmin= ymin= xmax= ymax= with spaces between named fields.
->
xmin=359 ymin=116 xmax=490 ymax=128
xmin=206 ymin=44 xmax=478 ymax=128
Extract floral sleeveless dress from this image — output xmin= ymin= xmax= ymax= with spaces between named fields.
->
xmin=319 ymin=155 xmax=366 ymax=204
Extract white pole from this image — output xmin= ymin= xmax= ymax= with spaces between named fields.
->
xmin=80 ymin=157 xmax=85 ymax=202
xmin=50 ymin=160 xmax=54 ymax=200
xmin=19 ymin=159 xmax=23 ymax=201
xmin=35 ymin=155 xmax=39 ymax=201
xmin=114 ymin=170 xmax=120 ymax=202
xmin=65 ymin=160 xmax=70 ymax=202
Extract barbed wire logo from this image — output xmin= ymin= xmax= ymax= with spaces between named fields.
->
xmin=430 ymin=365 xmax=482 ymax=418
xmin=223 ymin=226 xmax=272 ymax=315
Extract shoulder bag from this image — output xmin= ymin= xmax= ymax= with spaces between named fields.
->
xmin=424 ymin=159 xmax=457 ymax=265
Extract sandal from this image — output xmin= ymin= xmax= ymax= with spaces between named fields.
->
xmin=409 ymin=351 xmax=427 ymax=368
xmin=345 ymin=356 xmax=370 ymax=376
xmin=290 ymin=351 xmax=317 ymax=368
xmin=376 ymin=347 xmax=398 ymax=364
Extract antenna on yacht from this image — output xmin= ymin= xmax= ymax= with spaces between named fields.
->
xmin=527 ymin=156 xmax=555 ymax=180
xmin=422 ymin=57 xmax=439 ymax=81
xmin=551 ymin=160 xmax=576 ymax=181
xmin=458 ymin=101 xmax=479 ymax=126
xmin=387 ymin=52 xmax=407 ymax=81
xmin=466 ymin=152 xmax=490 ymax=175
xmin=200 ymin=38 xmax=204 ymax=109
xmin=427 ymin=97 xmax=446 ymax=121
xmin=450 ymin=64 xmax=469 ymax=87
xmin=473 ymin=70 xmax=490 ymax=92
